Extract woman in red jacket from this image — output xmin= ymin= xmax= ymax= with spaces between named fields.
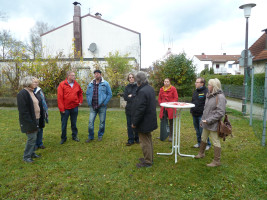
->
xmin=158 ymin=78 xmax=178 ymax=141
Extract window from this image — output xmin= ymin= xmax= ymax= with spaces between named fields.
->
xmin=204 ymin=64 xmax=209 ymax=69
xmin=216 ymin=64 xmax=219 ymax=69
xmin=228 ymin=64 xmax=232 ymax=68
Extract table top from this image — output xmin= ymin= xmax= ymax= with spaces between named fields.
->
xmin=160 ymin=102 xmax=195 ymax=109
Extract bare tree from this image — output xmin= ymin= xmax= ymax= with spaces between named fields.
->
xmin=0 ymin=30 xmax=13 ymax=60
xmin=28 ymin=21 xmax=53 ymax=59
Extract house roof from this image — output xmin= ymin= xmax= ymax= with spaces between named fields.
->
xmin=249 ymin=33 xmax=267 ymax=61
xmin=41 ymin=14 xmax=140 ymax=37
xmin=194 ymin=54 xmax=240 ymax=62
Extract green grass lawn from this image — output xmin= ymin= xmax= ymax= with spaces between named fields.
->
xmin=0 ymin=107 xmax=266 ymax=199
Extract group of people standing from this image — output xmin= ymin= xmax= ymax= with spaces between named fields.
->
xmin=158 ymin=77 xmax=226 ymax=167
xmin=17 ymin=69 xmax=226 ymax=168
xmin=56 ymin=70 xmax=113 ymax=144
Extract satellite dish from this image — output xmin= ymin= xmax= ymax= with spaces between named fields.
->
xmin=88 ymin=43 xmax=97 ymax=52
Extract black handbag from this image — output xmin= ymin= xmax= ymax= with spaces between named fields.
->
xmin=160 ymin=108 xmax=170 ymax=141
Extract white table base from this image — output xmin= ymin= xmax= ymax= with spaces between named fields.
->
xmin=157 ymin=108 xmax=195 ymax=163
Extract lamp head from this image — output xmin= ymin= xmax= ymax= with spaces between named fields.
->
xmin=239 ymin=3 xmax=256 ymax=18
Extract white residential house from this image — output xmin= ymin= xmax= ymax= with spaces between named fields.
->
xmin=41 ymin=4 xmax=141 ymax=75
xmin=193 ymin=53 xmax=240 ymax=75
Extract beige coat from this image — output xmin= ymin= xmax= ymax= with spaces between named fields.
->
xmin=201 ymin=91 xmax=227 ymax=132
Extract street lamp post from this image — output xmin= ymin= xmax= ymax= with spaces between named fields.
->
xmin=239 ymin=3 xmax=256 ymax=115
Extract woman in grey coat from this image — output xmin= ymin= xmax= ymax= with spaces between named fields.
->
xmin=195 ymin=78 xmax=226 ymax=167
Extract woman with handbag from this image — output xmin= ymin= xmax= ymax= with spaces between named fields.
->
xmin=195 ymin=78 xmax=226 ymax=167
xmin=158 ymin=78 xmax=178 ymax=141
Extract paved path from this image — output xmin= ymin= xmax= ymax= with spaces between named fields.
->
xmin=226 ymin=98 xmax=264 ymax=118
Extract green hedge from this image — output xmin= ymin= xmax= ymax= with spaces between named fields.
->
xmin=202 ymin=73 xmax=265 ymax=86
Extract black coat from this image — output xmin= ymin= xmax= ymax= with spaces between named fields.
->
xmin=34 ymin=89 xmax=46 ymax=128
xmin=17 ymin=89 xmax=39 ymax=133
xmin=190 ymin=86 xmax=208 ymax=117
xmin=132 ymin=83 xmax=158 ymax=133
xmin=123 ymin=83 xmax=137 ymax=115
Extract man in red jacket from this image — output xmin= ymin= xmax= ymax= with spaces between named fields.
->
xmin=57 ymin=71 xmax=83 ymax=144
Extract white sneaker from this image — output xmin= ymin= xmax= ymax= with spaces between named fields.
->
xmin=193 ymin=143 xmax=200 ymax=148
xmin=205 ymin=145 xmax=211 ymax=151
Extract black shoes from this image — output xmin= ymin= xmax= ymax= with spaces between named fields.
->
xmin=72 ymin=137 xmax=80 ymax=142
xmin=31 ymin=153 xmax=41 ymax=158
xmin=136 ymin=162 xmax=152 ymax=168
xmin=23 ymin=158 xmax=34 ymax=163
xmin=126 ymin=142 xmax=134 ymax=146
xmin=61 ymin=137 xmax=80 ymax=144
xmin=85 ymin=139 xmax=93 ymax=143
xmin=60 ymin=139 xmax=66 ymax=144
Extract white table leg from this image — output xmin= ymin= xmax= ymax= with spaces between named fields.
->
xmin=157 ymin=107 xmax=195 ymax=162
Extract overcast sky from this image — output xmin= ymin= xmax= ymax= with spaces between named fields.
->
xmin=1 ymin=0 xmax=266 ymax=68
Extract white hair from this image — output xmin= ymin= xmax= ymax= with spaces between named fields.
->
xmin=20 ymin=76 xmax=37 ymax=87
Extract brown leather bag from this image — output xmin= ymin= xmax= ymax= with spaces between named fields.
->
xmin=217 ymin=114 xmax=232 ymax=141
xmin=216 ymin=96 xmax=232 ymax=141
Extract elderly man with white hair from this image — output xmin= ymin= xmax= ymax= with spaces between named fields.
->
xmin=131 ymin=71 xmax=158 ymax=168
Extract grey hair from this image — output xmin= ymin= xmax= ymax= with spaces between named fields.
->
xmin=208 ymin=78 xmax=222 ymax=93
xmin=20 ymin=76 xmax=37 ymax=87
xmin=135 ymin=71 xmax=148 ymax=85
xmin=66 ymin=71 xmax=75 ymax=77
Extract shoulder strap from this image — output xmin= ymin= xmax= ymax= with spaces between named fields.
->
xmin=216 ymin=95 xmax=218 ymax=106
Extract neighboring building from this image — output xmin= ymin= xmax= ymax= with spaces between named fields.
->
xmin=193 ymin=53 xmax=240 ymax=75
xmin=239 ymin=29 xmax=267 ymax=74
xmin=41 ymin=4 xmax=141 ymax=71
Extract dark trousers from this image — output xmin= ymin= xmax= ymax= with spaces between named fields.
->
xmin=139 ymin=132 xmax=153 ymax=165
xmin=24 ymin=131 xmax=37 ymax=160
xmin=60 ymin=106 xmax=78 ymax=140
xmin=126 ymin=114 xmax=139 ymax=144
xmin=36 ymin=128 xmax=43 ymax=147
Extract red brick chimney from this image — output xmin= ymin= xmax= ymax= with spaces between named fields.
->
xmin=73 ymin=4 xmax=82 ymax=57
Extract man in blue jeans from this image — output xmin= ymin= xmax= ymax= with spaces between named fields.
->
xmin=57 ymin=71 xmax=83 ymax=144
xmin=190 ymin=77 xmax=211 ymax=150
xmin=86 ymin=70 xmax=112 ymax=142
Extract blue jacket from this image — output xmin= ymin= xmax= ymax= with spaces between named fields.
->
xmin=86 ymin=77 xmax=112 ymax=107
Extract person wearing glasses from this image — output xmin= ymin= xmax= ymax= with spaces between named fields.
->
xmin=123 ymin=73 xmax=139 ymax=146
xmin=190 ymin=77 xmax=211 ymax=150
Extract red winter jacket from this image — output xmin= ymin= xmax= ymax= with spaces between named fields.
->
xmin=158 ymin=86 xmax=178 ymax=119
xmin=57 ymin=79 xmax=83 ymax=112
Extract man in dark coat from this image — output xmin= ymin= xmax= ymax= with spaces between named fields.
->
xmin=132 ymin=71 xmax=158 ymax=168
xmin=190 ymin=77 xmax=211 ymax=150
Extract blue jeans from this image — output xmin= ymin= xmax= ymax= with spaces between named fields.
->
xmin=60 ymin=106 xmax=78 ymax=140
xmin=126 ymin=113 xmax=139 ymax=144
xmin=88 ymin=106 xmax=107 ymax=139
xmin=36 ymin=128 xmax=43 ymax=147
xmin=193 ymin=115 xmax=211 ymax=146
